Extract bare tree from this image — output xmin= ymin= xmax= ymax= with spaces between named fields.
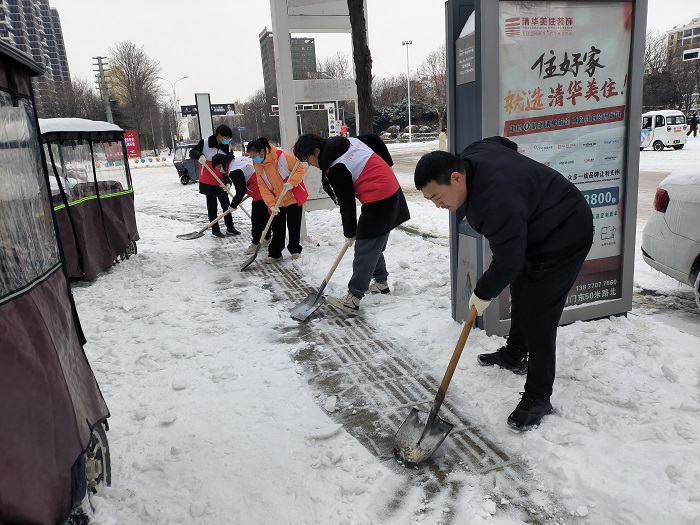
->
xmin=108 ymin=41 xmax=162 ymax=147
xmin=417 ymin=44 xmax=446 ymax=130
xmin=317 ymin=51 xmax=352 ymax=79
xmin=35 ymin=78 xmax=104 ymax=120
xmin=644 ymin=30 xmax=667 ymax=75
xmin=347 ymin=0 xmax=373 ymax=133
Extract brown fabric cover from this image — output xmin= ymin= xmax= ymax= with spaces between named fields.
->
xmin=0 ymin=268 xmax=109 ymax=524
xmin=54 ymin=192 xmax=139 ymax=281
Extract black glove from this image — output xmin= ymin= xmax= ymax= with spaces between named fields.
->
xmin=225 ymin=151 xmax=235 ymax=164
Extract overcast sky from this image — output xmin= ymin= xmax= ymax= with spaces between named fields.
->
xmin=48 ymin=0 xmax=700 ymax=107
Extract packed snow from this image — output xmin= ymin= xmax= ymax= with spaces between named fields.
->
xmin=80 ymin=137 xmax=700 ymax=525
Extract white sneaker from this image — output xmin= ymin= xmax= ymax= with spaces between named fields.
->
xmin=368 ymin=280 xmax=390 ymax=294
xmin=291 ymin=253 xmax=301 ymax=260
xmin=244 ymin=243 xmax=258 ymax=255
xmin=264 ymin=255 xmax=283 ymax=264
xmin=326 ymin=292 xmax=360 ymax=314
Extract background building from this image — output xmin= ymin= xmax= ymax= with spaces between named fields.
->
xmin=667 ymin=14 xmax=700 ymax=62
xmin=258 ymin=27 xmax=317 ymax=108
xmin=0 ymin=0 xmax=70 ymax=110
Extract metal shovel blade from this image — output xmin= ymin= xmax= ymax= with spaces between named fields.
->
xmin=290 ymin=292 xmax=324 ymax=322
xmin=240 ymin=243 xmax=262 ymax=271
xmin=393 ymin=407 xmax=454 ymax=468
xmin=176 ymin=230 xmax=205 ymax=240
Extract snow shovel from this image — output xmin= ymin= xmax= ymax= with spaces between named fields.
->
xmin=393 ymin=305 xmax=478 ymax=467
xmin=176 ymin=208 xmax=234 ymax=240
xmin=175 ymin=195 xmax=250 ymax=241
xmin=239 ymin=187 xmax=290 ymax=271
xmin=289 ymin=239 xmax=352 ymax=321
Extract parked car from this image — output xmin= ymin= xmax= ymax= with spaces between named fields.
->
xmin=640 ymin=110 xmax=688 ymax=151
xmin=173 ymin=142 xmax=199 ymax=184
xmin=641 ymin=168 xmax=700 ymax=309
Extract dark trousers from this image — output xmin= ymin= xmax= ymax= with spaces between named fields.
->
xmin=250 ymin=199 xmax=271 ymax=244
xmin=269 ymin=203 xmax=302 ymax=258
xmin=206 ymin=187 xmax=233 ymax=233
xmin=348 ymin=232 xmax=390 ymax=299
xmin=687 ymin=125 xmax=697 ymax=137
xmin=506 ymin=237 xmax=593 ymax=400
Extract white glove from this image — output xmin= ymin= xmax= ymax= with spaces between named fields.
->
xmin=345 ymin=237 xmax=356 ymax=247
xmin=468 ymin=292 xmax=492 ymax=316
xmin=270 ymin=205 xmax=280 ymax=214
xmin=225 ymin=184 xmax=231 ymax=192
xmin=282 ymin=182 xmax=294 ymax=192
xmin=198 ymin=155 xmax=206 ymax=165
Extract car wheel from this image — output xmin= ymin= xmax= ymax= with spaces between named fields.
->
xmin=695 ymin=272 xmax=700 ymax=310
xmin=85 ymin=422 xmax=111 ymax=493
xmin=180 ymin=173 xmax=189 ymax=185
xmin=125 ymin=239 xmax=137 ymax=259
xmin=672 ymin=145 xmax=684 ymax=150
xmin=653 ymin=140 xmax=665 ymax=151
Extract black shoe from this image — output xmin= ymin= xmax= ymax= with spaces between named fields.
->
xmin=226 ymin=227 xmax=241 ymax=236
xmin=211 ymin=230 xmax=225 ymax=238
xmin=477 ymin=346 xmax=528 ymax=375
xmin=507 ymin=393 xmax=553 ymax=431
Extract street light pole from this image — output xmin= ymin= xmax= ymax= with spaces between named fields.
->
xmin=402 ymin=40 xmax=412 ymax=143
xmin=157 ymin=75 xmax=189 ymax=145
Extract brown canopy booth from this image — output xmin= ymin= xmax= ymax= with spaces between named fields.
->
xmin=40 ymin=118 xmax=139 ymax=281
xmin=0 ymin=43 xmax=111 ymax=524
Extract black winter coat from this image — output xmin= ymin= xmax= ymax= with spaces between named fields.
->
xmin=462 ymin=136 xmax=593 ymax=300
xmin=190 ymin=135 xmax=234 ymax=197
xmin=318 ymin=135 xmax=409 ymax=239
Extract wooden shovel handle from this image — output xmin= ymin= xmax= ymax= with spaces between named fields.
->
xmin=438 ymin=306 xmax=478 ymax=394
xmin=258 ymin=186 xmax=291 ymax=243
xmin=322 ymin=240 xmax=352 ymax=283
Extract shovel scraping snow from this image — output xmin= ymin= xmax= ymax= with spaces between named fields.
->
xmin=393 ymin=306 xmax=478 ymax=467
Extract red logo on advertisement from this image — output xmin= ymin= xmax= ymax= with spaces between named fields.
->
xmin=505 ymin=17 xmax=521 ymax=36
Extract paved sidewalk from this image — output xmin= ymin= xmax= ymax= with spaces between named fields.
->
xmin=209 ymin=229 xmax=573 ymax=525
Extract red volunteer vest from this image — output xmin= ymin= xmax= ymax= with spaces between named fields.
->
xmin=328 ymin=137 xmax=399 ymax=204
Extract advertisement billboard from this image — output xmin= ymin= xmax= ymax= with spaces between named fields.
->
xmin=495 ymin=1 xmax=633 ymax=320
xmin=180 ymin=103 xmax=237 ymax=117
xmin=123 ymin=130 xmax=141 ymax=159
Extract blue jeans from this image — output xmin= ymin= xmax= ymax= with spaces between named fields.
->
xmin=348 ymin=232 xmax=390 ymax=299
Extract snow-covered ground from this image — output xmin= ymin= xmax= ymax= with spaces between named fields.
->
xmin=81 ymin=137 xmax=700 ymax=525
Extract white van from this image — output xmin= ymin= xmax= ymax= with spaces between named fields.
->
xmin=640 ymin=110 xmax=688 ymax=151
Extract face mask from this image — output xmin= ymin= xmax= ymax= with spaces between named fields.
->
xmin=222 ymin=138 xmax=230 ymax=145
xmin=252 ymin=155 xmax=264 ymax=164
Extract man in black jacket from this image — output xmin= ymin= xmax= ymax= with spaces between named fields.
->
xmin=414 ymin=136 xmax=593 ymax=430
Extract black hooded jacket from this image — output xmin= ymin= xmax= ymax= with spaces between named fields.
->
xmin=318 ymin=134 xmax=410 ymax=239
xmin=462 ymin=136 xmax=593 ymax=300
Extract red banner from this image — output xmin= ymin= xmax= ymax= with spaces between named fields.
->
xmin=123 ymin=130 xmax=141 ymax=159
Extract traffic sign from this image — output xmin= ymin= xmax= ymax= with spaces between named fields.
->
xmin=237 ymin=126 xmax=246 ymax=131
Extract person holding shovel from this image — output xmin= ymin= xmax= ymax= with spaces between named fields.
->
xmin=246 ymin=138 xmax=306 ymax=263
xmin=189 ymin=124 xmax=239 ymax=238
xmin=228 ymin=154 xmax=271 ymax=254
xmin=292 ymin=133 xmax=410 ymax=314
xmin=413 ymin=136 xmax=593 ymax=431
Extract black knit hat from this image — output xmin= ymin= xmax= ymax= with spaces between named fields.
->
xmin=211 ymin=153 xmax=227 ymax=168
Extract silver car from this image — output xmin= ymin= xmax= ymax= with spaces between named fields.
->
xmin=641 ymin=168 xmax=700 ymax=309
